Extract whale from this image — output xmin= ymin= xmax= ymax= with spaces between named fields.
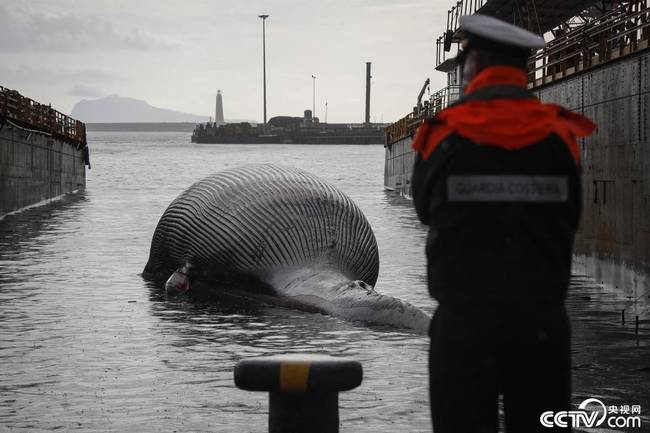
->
xmin=143 ymin=164 xmax=430 ymax=333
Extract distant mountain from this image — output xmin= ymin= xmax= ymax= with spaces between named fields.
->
xmin=71 ymin=95 xmax=210 ymax=123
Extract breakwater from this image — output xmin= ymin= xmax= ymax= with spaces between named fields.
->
xmin=0 ymin=87 xmax=88 ymax=218
xmin=193 ymin=112 xmax=386 ymax=144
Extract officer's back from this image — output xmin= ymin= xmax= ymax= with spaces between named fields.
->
xmin=412 ymin=14 xmax=596 ymax=433
xmin=414 ymin=123 xmax=582 ymax=307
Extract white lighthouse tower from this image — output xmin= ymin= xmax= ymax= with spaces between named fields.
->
xmin=215 ymin=90 xmax=225 ymax=126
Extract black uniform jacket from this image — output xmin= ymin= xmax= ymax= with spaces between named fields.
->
xmin=412 ymin=85 xmax=583 ymax=307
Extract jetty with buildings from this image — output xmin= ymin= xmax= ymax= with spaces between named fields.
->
xmin=192 ymin=63 xmax=386 ymax=145
xmin=192 ymin=109 xmax=386 ymax=144
xmin=0 ymin=86 xmax=89 ymax=218
xmin=384 ymin=0 xmax=650 ymax=277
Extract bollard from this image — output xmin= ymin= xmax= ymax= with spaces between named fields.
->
xmin=234 ymin=354 xmax=363 ymax=433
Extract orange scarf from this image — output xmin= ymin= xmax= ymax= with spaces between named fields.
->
xmin=412 ymin=66 xmax=596 ymax=162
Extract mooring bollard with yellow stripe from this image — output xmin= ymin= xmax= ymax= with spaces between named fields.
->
xmin=234 ymin=354 xmax=363 ymax=433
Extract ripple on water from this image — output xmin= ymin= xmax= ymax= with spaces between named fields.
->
xmin=1 ymin=133 xmax=648 ymax=431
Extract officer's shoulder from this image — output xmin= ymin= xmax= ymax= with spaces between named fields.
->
xmin=416 ymin=130 xmax=464 ymax=165
xmin=431 ymin=125 xmax=467 ymax=151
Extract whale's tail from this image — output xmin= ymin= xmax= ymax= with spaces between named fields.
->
xmin=329 ymin=280 xmax=431 ymax=334
xmin=266 ymin=265 xmax=431 ymax=334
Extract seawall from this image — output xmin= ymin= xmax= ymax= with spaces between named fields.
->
xmin=0 ymin=121 xmax=86 ymax=218
xmin=384 ymin=49 xmax=650 ymax=273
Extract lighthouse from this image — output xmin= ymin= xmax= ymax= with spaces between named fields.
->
xmin=215 ymin=90 xmax=225 ymax=126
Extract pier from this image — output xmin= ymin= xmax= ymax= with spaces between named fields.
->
xmin=192 ymin=112 xmax=386 ymax=144
xmin=0 ymin=87 xmax=88 ymax=218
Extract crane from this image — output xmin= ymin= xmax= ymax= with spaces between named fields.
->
xmin=416 ymin=78 xmax=430 ymax=114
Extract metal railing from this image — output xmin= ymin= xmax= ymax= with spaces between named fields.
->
xmin=385 ymin=85 xmax=460 ymax=145
xmin=0 ymin=86 xmax=86 ymax=147
xmin=436 ymin=1 xmax=650 ymax=73
xmin=389 ymin=2 xmax=649 ymax=146
xmin=528 ymin=1 xmax=650 ymax=86
xmin=436 ymin=0 xmax=489 ymax=67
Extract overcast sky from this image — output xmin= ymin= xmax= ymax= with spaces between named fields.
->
xmin=1 ymin=0 xmax=451 ymax=123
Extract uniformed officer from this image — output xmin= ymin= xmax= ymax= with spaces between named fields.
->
xmin=411 ymin=15 xmax=596 ymax=432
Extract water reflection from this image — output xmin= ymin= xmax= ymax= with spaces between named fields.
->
xmin=1 ymin=133 xmax=648 ymax=432
xmin=144 ymin=280 xmax=431 ymax=431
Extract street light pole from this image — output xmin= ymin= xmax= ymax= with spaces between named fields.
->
xmin=259 ymin=14 xmax=269 ymax=125
xmin=325 ymin=101 xmax=328 ymax=123
xmin=311 ymin=74 xmax=316 ymax=120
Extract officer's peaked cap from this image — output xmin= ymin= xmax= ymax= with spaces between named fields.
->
xmin=460 ymin=15 xmax=546 ymax=51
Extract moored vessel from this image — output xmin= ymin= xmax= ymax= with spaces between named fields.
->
xmin=384 ymin=0 xmax=650 ymax=276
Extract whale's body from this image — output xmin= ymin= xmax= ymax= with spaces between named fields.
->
xmin=144 ymin=164 xmax=429 ymax=333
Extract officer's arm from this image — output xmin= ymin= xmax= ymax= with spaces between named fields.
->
xmin=412 ymin=153 xmax=433 ymax=224
xmin=412 ymin=134 xmax=456 ymax=225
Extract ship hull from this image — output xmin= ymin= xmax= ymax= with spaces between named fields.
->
xmin=384 ymin=49 xmax=650 ymax=274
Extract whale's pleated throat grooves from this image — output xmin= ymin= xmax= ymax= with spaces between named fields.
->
xmin=144 ymin=164 xmax=379 ymax=287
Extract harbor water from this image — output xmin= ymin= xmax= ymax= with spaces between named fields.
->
xmin=1 ymin=131 xmax=649 ymax=432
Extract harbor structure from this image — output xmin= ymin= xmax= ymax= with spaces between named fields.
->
xmin=365 ymin=62 xmax=371 ymax=125
xmin=259 ymin=14 xmax=269 ymax=125
xmin=192 ymin=109 xmax=385 ymax=144
xmin=193 ymin=62 xmax=386 ymax=144
xmin=215 ymin=90 xmax=224 ymax=126
xmin=0 ymin=86 xmax=89 ymax=218
xmin=312 ymin=75 xmax=317 ymax=120
xmin=384 ymin=1 xmax=650 ymax=274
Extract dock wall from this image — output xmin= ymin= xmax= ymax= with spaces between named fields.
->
xmin=539 ymin=49 xmax=650 ymax=272
xmin=0 ymin=122 xmax=86 ymax=218
xmin=384 ymin=49 xmax=650 ymax=272
xmin=384 ymin=136 xmax=416 ymax=197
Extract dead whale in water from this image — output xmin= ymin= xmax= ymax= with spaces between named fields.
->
xmin=143 ymin=164 xmax=429 ymax=333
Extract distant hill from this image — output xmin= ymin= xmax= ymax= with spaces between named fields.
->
xmin=71 ymin=95 xmax=210 ymax=123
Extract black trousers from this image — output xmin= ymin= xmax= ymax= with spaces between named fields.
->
xmin=429 ymin=304 xmax=571 ymax=433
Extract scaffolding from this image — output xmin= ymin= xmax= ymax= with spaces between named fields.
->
xmin=385 ymin=85 xmax=461 ymax=146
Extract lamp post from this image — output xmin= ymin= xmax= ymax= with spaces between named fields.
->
xmin=311 ymin=74 xmax=316 ymax=120
xmin=259 ymin=14 xmax=269 ymax=125
xmin=325 ymin=101 xmax=328 ymax=123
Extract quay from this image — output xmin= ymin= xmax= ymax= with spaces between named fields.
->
xmin=192 ymin=62 xmax=386 ymax=145
xmin=384 ymin=0 xmax=650 ymax=277
xmin=192 ymin=112 xmax=386 ymax=145
xmin=0 ymin=87 xmax=89 ymax=218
